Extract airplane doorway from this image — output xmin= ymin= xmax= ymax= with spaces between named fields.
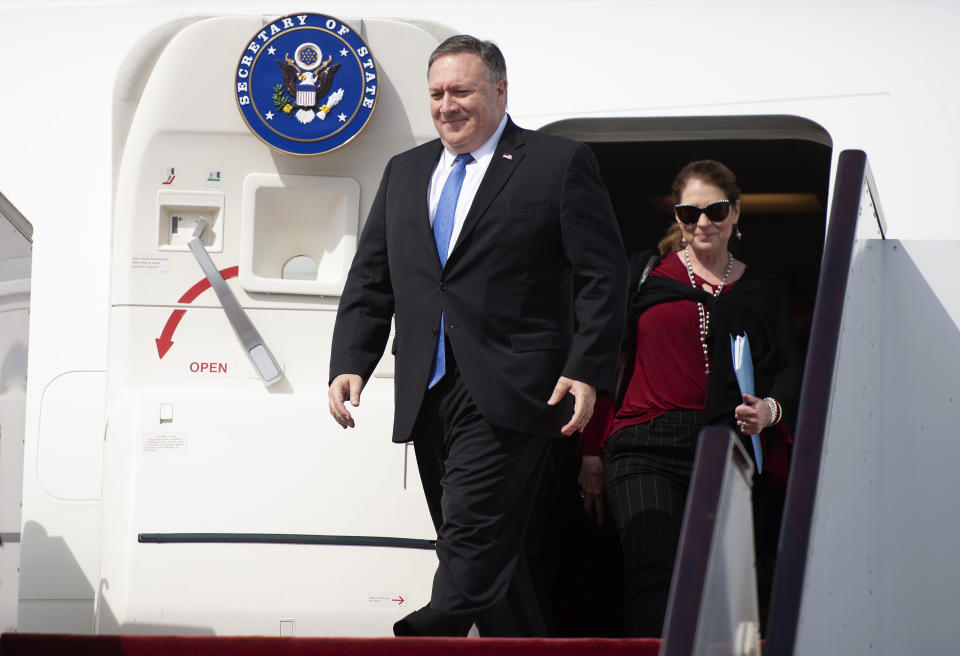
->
xmin=544 ymin=115 xmax=832 ymax=352
xmin=535 ymin=115 xmax=831 ymax=637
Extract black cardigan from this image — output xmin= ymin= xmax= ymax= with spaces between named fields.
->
xmin=616 ymin=250 xmax=803 ymax=435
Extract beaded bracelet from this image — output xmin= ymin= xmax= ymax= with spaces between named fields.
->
xmin=763 ymin=397 xmax=782 ymax=426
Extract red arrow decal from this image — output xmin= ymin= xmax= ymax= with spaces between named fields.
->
xmin=155 ymin=309 xmax=186 ymax=358
xmin=392 ymin=595 xmax=405 ymax=605
xmin=177 ymin=265 xmax=239 ymax=303
xmin=156 ymin=266 xmax=240 ymax=359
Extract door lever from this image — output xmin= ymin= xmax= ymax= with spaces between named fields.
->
xmin=188 ymin=218 xmax=283 ymax=385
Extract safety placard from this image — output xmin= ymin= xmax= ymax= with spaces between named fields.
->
xmin=142 ymin=432 xmax=187 ymax=454
xmin=132 ymin=254 xmax=171 ymax=273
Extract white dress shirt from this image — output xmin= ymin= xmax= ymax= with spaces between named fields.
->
xmin=427 ymin=114 xmax=509 ymax=260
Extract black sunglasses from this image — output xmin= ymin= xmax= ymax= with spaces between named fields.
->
xmin=674 ymin=200 xmax=732 ymax=225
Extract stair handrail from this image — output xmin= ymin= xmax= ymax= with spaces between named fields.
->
xmin=660 ymin=425 xmax=757 ymax=656
xmin=765 ymin=149 xmax=886 ymax=654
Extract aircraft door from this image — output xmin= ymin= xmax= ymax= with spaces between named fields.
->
xmin=99 ymin=14 xmax=452 ymax=636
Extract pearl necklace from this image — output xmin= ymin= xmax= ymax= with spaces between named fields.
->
xmin=683 ymin=246 xmax=733 ymax=375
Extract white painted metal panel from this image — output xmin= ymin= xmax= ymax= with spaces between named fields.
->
xmin=97 ymin=14 xmax=449 ymax=636
xmin=877 ymin=241 xmax=960 ymax=654
xmin=36 ymin=372 xmax=106 ymax=501
xmin=797 ymin=239 xmax=960 ymax=655
xmin=795 ymin=234 xmax=884 ymax=655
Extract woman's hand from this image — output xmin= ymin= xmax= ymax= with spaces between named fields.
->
xmin=735 ymin=393 xmax=772 ymax=434
xmin=578 ymin=455 xmax=605 ymax=526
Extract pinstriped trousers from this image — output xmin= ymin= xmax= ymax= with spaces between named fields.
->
xmin=603 ymin=409 xmax=706 ymax=638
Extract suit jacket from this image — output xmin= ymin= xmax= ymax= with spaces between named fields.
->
xmin=330 ymin=118 xmax=628 ymax=443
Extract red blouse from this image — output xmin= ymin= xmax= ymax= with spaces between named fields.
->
xmin=580 ymin=252 xmax=737 ymax=455
xmin=579 ymin=252 xmax=794 ymax=487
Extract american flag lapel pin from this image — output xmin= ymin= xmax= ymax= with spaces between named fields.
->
xmin=502 ymin=152 xmax=513 ymax=160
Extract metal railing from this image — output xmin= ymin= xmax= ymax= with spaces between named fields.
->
xmin=765 ymin=150 xmax=885 ymax=654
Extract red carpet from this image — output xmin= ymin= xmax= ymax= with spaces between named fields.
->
xmin=1 ymin=634 xmax=660 ymax=656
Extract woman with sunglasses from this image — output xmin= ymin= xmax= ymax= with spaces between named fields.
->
xmin=577 ymin=159 xmax=801 ymax=637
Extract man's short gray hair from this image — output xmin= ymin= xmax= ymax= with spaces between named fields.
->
xmin=427 ymin=34 xmax=507 ymax=85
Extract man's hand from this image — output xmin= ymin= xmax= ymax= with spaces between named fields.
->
xmin=578 ymin=454 xmax=605 ymax=525
xmin=328 ymin=374 xmax=364 ymax=429
xmin=547 ymin=376 xmax=596 ymax=436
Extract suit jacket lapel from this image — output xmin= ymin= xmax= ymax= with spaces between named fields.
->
xmin=413 ymin=141 xmax=444 ymax=263
xmin=447 ymin=119 xmax=525 ymax=266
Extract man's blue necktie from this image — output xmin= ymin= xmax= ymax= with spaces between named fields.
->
xmin=428 ymin=153 xmax=473 ymax=389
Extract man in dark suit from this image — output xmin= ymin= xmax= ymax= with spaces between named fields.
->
xmin=328 ymin=35 xmax=627 ymax=636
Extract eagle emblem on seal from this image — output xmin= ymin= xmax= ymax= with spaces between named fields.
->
xmin=274 ymin=42 xmax=343 ymax=124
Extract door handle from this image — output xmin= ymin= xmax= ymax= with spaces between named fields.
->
xmin=187 ymin=218 xmax=283 ymax=385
